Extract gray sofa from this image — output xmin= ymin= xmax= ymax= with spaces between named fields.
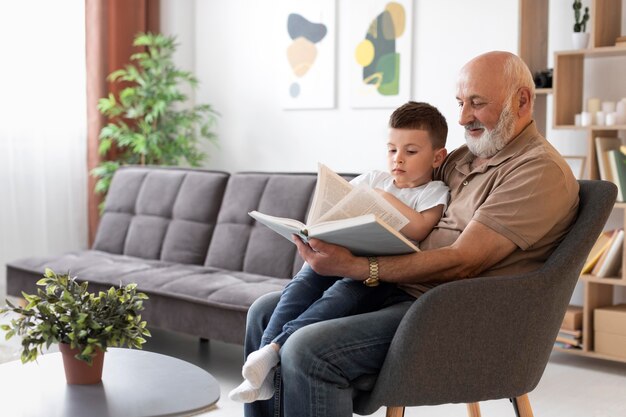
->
xmin=6 ymin=166 xmax=347 ymax=345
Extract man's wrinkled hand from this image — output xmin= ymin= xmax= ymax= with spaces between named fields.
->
xmin=292 ymin=235 xmax=356 ymax=278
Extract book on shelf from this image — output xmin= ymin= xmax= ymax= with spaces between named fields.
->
xmin=555 ymin=341 xmax=581 ymax=349
xmin=249 ymin=163 xmax=419 ymax=256
xmin=608 ymin=149 xmax=626 ymax=202
xmin=554 ymin=340 xmax=583 ymax=349
xmin=581 ymin=230 xmax=615 ymax=274
xmin=558 ymin=328 xmax=582 ymax=338
xmin=555 ymin=335 xmax=582 ymax=348
xmin=591 ymin=229 xmax=624 ymax=278
xmin=557 ymin=328 xmax=582 ymax=348
xmin=561 ymin=305 xmax=583 ymax=331
xmin=595 ymin=137 xmax=622 ymax=193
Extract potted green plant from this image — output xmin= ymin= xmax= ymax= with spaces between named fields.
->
xmin=0 ymin=268 xmax=151 ymax=384
xmin=572 ymin=0 xmax=590 ymax=49
xmin=92 ymin=32 xmax=219 ymax=204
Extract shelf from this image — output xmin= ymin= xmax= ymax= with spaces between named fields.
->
xmin=553 ymin=124 xmax=626 ymax=130
xmin=580 ymin=274 xmax=626 ymax=286
xmin=554 ymin=345 xmax=626 ymax=364
xmin=535 ymin=88 xmax=552 ymax=95
xmin=555 ymin=45 xmax=626 ymax=58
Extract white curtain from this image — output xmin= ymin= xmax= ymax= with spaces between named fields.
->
xmin=0 ymin=2 xmax=88 ymax=301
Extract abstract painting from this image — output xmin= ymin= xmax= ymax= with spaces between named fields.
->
xmin=348 ymin=0 xmax=412 ymax=108
xmin=281 ymin=0 xmax=336 ymax=109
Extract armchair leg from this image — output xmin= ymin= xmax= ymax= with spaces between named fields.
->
xmin=511 ymin=394 xmax=534 ymax=417
xmin=466 ymin=402 xmax=481 ymax=417
xmin=386 ymin=407 xmax=405 ymax=417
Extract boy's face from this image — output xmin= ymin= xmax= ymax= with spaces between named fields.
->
xmin=387 ymin=128 xmax=446 ymax=188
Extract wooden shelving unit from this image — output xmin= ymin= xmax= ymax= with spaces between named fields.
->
xmin=521 ymin=0 xmax=626 ymax=363
xmin=519 ymin=0 xmax=550 ymax=137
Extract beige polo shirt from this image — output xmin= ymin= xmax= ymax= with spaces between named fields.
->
xmin=401 ymin=121 xmax=580 ymax=297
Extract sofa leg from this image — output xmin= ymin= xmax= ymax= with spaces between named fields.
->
xmin=466 ymin=402 xmax=481 ymax=417
xmin=386 ymin=406 xmax=405 ymax=417
xmin=511 ymin=394 xmax=534 ymax=417
xmin=199 ymin=337 xmax=209 ymax=345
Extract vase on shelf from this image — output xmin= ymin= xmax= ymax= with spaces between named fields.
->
xmin=572 ymin=32 xmax=590 ymax=49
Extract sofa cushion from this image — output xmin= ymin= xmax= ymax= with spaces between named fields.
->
xmin=205 ymin=173 xmax=317 ymax=278
xmin=7 ymin=251 xmax=289 ymax=313
xmin=92 ymin=167 xmax=229 ymax=265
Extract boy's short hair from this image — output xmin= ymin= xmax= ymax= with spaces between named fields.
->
xmin=389 ymin=101 xmax=448 ymax=149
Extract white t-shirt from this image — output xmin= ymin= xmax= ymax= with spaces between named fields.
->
xmin=350 ymin=170 xmax=450 ymax=214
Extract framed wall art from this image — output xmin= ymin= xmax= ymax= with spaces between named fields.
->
xmin=281 ymin=0 xmax=336 ymax=109
xmin=347 ymin=0 xmax=412 ymax=108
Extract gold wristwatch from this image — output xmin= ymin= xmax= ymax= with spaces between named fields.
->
xmin=363 ymin=257 xmax=380 ymax=287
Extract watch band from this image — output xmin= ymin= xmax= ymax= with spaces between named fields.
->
xmin=363 ymin=257 xmax=380 ymax=287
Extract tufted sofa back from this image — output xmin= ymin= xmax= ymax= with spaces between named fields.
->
xmin=205 ymin=172 xmax=317 ymax=278
xmin=93 ymin=166 xmax=325 ymax=279
xmin=93 ymin=166 xmax=230 ymax=264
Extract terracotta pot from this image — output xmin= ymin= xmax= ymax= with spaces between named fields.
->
xmin=59 ymin=343 xmax=105 ymax=384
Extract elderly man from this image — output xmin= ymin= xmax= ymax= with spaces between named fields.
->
xmin=243 ymin=51 xmax=579 ymax=417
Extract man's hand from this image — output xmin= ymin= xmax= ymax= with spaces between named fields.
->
xmin=292 ymin=235 xmax=369 ymax=280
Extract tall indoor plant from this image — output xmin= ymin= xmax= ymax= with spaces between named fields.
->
xmin=0 ymin=269 xmax=151 ymax=384
xmin=92 ymin=32 xmax=219 ymax=199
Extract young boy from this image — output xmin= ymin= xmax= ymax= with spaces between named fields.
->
xmin=229 ymin=101 xmax=449 ymax=403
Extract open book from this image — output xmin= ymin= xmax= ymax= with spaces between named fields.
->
xmin=249 ymin=163 xmax=419 ymax=256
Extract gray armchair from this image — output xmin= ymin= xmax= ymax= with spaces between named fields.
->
xmin=354 ymin=180 xmax=617 ymax=417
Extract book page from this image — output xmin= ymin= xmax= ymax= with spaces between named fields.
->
xmin=306 ymin=163 xmax=353 ymax=225
xmin=315 ymin=186 xmax=409 ymax=231
xmin=249 ymin=211 xmax=308 ymax=242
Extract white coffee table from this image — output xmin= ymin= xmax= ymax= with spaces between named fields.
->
xmin=0 ymin=348 xmax=220 ymax=417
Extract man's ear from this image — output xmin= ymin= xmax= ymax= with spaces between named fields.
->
xmin=517 ymin=87 xmax=532 ymax=117
xmin=432 ymin=148 xmax=447 ymax=168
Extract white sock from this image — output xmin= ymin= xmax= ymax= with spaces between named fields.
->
xmin=242 ymin=345 xmax=280 ymax=388
xmin=228 ymin=372 xmax=275 ymax=403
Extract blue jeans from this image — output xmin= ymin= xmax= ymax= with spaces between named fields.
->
xmin=243 ymin=291 xmax=414 ymax=417
xmin=261 ymin=264 xmax=411 ymax=347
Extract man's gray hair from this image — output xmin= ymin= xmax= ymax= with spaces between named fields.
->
xmin=503 ymin=54 xmax=535 ymax=113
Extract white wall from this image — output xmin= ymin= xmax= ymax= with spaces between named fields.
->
xmin=162 ymin=0 xmax=519 ymax=174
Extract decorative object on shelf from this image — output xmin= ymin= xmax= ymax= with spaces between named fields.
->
xmin=533 ymin=68 xmax=553 ymax=88
xmin=0 ymin=269 xmax=151 ymax=384
xmin=576 ymin=97 xmax=626 ymax=126
xmin=92 ymin=32 xmax=219 ymax=204
xmin=594 ymin=304 xmax=626 ymax=359
xmin=616 ymin=35 xmax=626 ymax=47
xmin=616 ymin=99 xmax=626 ymax=124
xmin=587 ymin=97 xmax=600 ymax=116
xmin=572 ymin=0 xmax=590 ymax=49
xmin=578 ymin=111 xmax=591 ymax=126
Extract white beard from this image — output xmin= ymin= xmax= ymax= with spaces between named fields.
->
xmin=465 ymin=101 xmax=516 ymax=158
